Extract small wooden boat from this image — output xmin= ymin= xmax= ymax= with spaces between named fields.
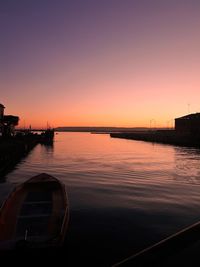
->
xmin=0 ymin=173 xmax=69 ymax=250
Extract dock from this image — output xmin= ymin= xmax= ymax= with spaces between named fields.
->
xmin=0 ymin=130 xmax=54 ymax=178
xmin=113 ymin=219 xmax=200 ymax=266
xmin=110 ymin=130 xmax=200 ymax=148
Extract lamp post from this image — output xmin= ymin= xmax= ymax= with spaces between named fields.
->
xmin=150 ymin=119 xmax=156 ymax=131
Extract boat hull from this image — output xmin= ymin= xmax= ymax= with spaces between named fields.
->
xmin=0 ymin=173 xmax=69 ymax=250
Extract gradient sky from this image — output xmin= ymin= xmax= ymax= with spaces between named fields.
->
xmin=1 ymin=0 xmax=200 ymax=128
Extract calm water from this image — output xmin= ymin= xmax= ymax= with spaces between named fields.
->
xmin=2 ymin=132 xmax=200 ymax=265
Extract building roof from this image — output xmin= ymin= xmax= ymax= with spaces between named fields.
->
xmin=175 ymin=113 xmax=200 ymax=120
xmin=0 ymin=103 xmax=5 ymax=108
xmin=3 ymin=115 xmax=19 ymax=125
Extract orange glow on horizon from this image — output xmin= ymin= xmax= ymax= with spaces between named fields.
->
xmin=2 ymin=1 xmax=200 ymax=129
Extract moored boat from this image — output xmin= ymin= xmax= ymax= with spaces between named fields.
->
xmin=0 ymin=173 xmax=69 ymax=250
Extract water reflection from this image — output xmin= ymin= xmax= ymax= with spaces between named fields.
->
xmin=174 ymin=146 xmax=200 ymax=184
xmin=3 ymin=133 xmax=200 ymax=265
xmin=41 ymin=141 xmax=54 ymax=153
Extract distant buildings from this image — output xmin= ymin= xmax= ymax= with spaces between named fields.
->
xmin=175 ymin=113 xmax=200 ymax=135
xmin=0 ymin=103 xmax=19 ymax=136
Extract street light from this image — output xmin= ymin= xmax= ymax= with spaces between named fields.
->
xmin=150 ymin=119 xmax=156 ymax=131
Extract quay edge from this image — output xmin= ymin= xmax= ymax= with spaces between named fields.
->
xmin=0 ymin=131 xmax=54 ymax=178
xmin=110 ymin=130 xmax=200 ymax=148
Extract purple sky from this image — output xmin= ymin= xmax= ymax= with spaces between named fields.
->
xmin=1 ymin=0 xmax=200 ymax=127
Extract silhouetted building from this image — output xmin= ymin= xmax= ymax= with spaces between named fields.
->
xmin=175 ymin=113 xmax=200 ymax=135
xmin=0 ymin=103 xmax=19 ymax=136
xmin=0 ymin=103 xmax=5 ymax=135
xmin=0 ymin=103 xmax=5 ymax=119
xmin=3 ymin=115 xmax=19 ymax=136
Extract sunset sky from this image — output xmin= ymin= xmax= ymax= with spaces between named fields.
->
xmin=1 ymin=0 xmax=200 ymax=128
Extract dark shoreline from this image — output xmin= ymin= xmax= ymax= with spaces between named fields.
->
xmin=0 ymin=134 xmax=53 ymax=179
xmin=110 ymin=130 xmax=200 ymax=148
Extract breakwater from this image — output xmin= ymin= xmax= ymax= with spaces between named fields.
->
xmin=110 ymin=130 xmax=200 ymax=148
xmin=0 ymin=132 xmax=54 ymax=178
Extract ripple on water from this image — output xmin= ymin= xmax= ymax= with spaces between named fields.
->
xmin=3 ymin=133 xmax=200 ymax=265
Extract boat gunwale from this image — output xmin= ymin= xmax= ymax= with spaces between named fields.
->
xmin=0 ymin=173 xmax=69 ymax=249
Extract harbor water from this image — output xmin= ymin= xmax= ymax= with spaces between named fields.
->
xmin=1 ymin=132 xmax=200 ymax=266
